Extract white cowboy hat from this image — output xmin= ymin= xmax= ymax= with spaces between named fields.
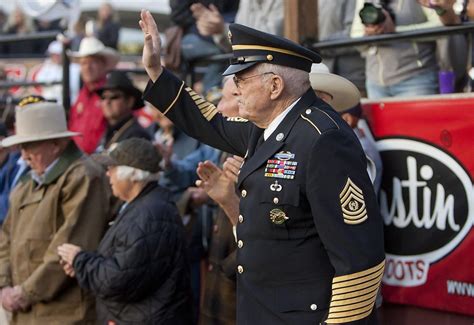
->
xmin=1 ymin=102 xmax=80 ymax=147
xmin=68 ymin=37 xmax=119 ymax=70
xmin=46 ymin=40 xmax=63 ymax=55
xmin=310 ymin=63 xmax=361 ymax=112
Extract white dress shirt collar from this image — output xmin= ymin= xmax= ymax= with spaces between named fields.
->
xmin=263 ymin=97 xmax=301 ymax=141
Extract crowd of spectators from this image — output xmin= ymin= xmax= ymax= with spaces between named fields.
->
xmin=0 ymin=0 xmax=473 ymax=324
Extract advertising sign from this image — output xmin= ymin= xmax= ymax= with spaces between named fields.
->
xmin=363 ymin=96 xmax=474 ymax=316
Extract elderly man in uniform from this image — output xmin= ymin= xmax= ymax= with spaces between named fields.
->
xmin=0 ymin=101 xmax=113 ymax=324
xmin=140 ymin=10 xmax=385 ymax=324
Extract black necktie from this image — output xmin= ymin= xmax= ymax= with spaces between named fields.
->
xmin=255 ymin=133 xmax=265 ymax=151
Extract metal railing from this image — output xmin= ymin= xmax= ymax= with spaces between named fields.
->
xmin=0 ymin=30 xmax=69 ymax=113
xmin=1 ymin=22 xmax=474 ymax=117
xmin=185 ymin=22 xmax=474 ymax=84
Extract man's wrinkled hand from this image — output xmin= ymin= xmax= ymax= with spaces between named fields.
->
xmin=139 ymin=10 xmax=163 ymax=82
xmin=223 ymin=155 xmax=244 ymax=183
xmin=2 ymin=286 xmax=30 ymax=312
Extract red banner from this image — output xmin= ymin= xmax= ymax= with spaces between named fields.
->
xmin=363 ymin=95 xmax=474 ymax=316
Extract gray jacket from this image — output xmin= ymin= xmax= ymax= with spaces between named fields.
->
xmin=352 ymin=0 xmax=441 ymax=86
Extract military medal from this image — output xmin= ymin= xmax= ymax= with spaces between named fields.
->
xmin=265 ymin=151 xmax=298 ymax=180
xmin=270 ymin=208 xmax=289 ymax=225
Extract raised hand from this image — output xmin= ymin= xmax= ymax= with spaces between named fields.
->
xmin=139 ymin=10 xmax=163 ymax=82
xmin=196 ymin=160 xmax=240 ymax=225
xmin=223 ymin=155 xmax=244 ymax=183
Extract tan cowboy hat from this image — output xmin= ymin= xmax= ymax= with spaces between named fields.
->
xmin=68 ymin=37 xmax=120 ymax=70
xmin=1 ymin=102 xmax=80 ymax=147
xmin=310 ymin=63 xmax=361 ymax=112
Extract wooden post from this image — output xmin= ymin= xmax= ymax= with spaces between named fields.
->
xmin=284 ymin=0 xmax=319 ymax=45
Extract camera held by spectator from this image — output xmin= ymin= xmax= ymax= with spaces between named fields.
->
xmin=359 ymin=1 xmax=395 ymax=25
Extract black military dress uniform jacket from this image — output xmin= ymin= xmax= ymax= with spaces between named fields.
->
xmin=144 ymin=69 xmax=385 ymax=325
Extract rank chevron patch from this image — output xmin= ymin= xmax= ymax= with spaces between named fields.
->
xmin=339 ymin=178 xmax=367 ymax=225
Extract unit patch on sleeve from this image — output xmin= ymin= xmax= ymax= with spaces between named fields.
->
xmin=339 ymin=178 xmax=367 ymax=225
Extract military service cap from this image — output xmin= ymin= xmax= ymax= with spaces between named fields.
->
xmin=223 ymin=24 xmax=321 ymax=76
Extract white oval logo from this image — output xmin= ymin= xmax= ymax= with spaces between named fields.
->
xmin=377 ymin=138 xmax=473 ymax=286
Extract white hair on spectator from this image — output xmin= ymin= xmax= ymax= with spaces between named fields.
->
xmin=256 ymin=63 xmax=310 ymax=97
xmin=115 ymin=165 xmax=158 ymax=182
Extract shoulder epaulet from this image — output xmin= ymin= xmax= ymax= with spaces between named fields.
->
xmin=299 ymin=106 xmax=339 ymax=135
xmin=226 ymin=117 xmax=248 ymax=122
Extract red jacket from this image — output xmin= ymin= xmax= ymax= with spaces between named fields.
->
xmin=69 ymin=78 xmax=106 ymax=154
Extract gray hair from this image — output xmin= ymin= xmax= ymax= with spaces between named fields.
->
xmin=255 ymin=63 xmax=310 ymax=97
xmin=115 ymin=165 xmax=158 ymax=182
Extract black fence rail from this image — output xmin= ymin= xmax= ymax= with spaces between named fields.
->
xmin=1 ymin=22 xmax=474 ymax=117
xmin=185 ymin=22 xmax=474 ymax=84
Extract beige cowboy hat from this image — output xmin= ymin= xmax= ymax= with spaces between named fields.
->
xmin=68 ymin=37 xmax=120 ymax=70
xmin=1 ymin=102 xmax=80 ymax=147
xmin=310 ymin=63 xmax=361 ymax=112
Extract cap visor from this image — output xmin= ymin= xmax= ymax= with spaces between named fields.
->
xmin=223 ymin=62 xmax=258 ymax=76
xmin=91 ymin=153 xmax=118 ymax=167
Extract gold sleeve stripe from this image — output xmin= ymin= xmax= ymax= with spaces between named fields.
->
xmin=203 ymin=110 xmax=218 ymax=120
xmin=333 ymin=260 xmax=385 ymax=284
xmin=332 ymin=263 xmax=384 ymax=290
xmin=163 ymin=81 xmax=185 ymax=115
xmin=326 ymin=262 xmax=385 ymax=323
xmin=201 ymin=106 xmax=214 ymax=115
xmin=195 ymin=99 xmax=207 ymax=106
xmin=300 ymin=114 xmax=321 ymax=134
xmin=331 ymin=283 xmax=379 ymax=305
xmin=185 ymin=87 xmax=218 ymax=122
xmin=332 ymin=274 xmax=382 ymax=296
xmin=328 ymin=302 xmax=374 ymax=319
xmin=198 ymin=102 xmax=210 ymax=110
xmin=326 ymin=306 xmax=373 ymax=323
xmin=330 ymin=287 xmax=379 ymax=306
xmin=329 ymin=295 xmax=376 ymax=313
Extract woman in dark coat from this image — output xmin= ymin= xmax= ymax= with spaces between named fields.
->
xmin=58 ymin=138 xmax=192 ymax=325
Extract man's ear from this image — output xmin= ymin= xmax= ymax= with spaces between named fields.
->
xmin=269 ymin=75 xmax=284 ymax=100
xmin=341 ymin=112 xmax=359 ymax=129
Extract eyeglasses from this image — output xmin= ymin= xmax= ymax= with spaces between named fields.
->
xmin=233 ymin=72 xmax=275 ymax=89
xmin=100 ymin=94 xmax=124 ymax=101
